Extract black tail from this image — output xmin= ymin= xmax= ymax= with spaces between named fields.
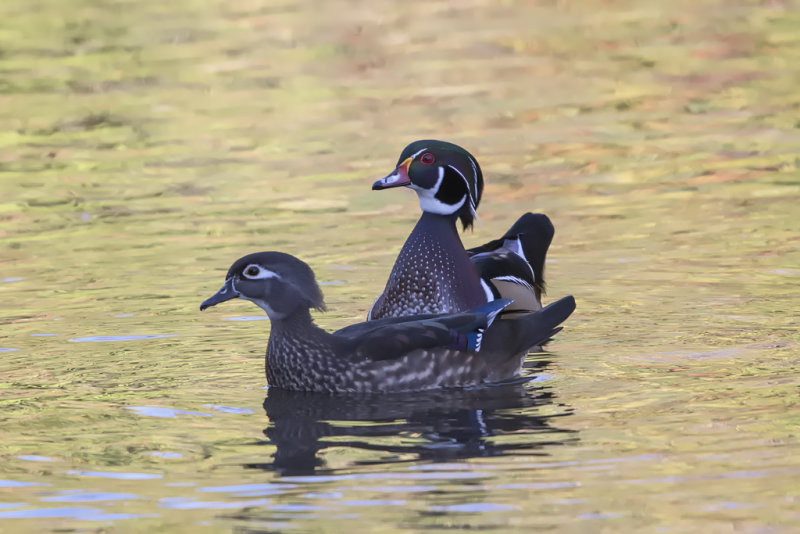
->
xmin=506 ymin=213 xmax=554 ymax=295
xmin=467 ymin=212 xmax=554 ymax=294
xmin=517 ymin=295 xmax=576 ymax=350
xmin=480 ymin=295 xmax=576 ymax=356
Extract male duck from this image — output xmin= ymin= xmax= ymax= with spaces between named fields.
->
xmin=370 ymin=140 xmax=557 ymax=322
xmin=201 ymin=251 xmax=575 ymax=393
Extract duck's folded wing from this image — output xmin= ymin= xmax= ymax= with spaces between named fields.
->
xmin=471 ymin=250 xmax=540 ymax=313
xmin=336 ymin=299 xmax=511 ymax=362
xmin=471 ymin=250 xmax=536 ymax=288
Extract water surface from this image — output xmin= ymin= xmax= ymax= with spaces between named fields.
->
xmin=1 ymin=0 xmax=799 ymax=531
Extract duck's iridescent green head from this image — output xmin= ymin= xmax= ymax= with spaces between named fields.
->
xmin=373 ymin=140 xmax=484 ymax=230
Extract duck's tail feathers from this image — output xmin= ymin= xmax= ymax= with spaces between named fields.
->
xmin=503 ymin=213 xmax=554 ymax=295
xmin=467 ymin=212 xmax=554 ymax=295
xmin=516 ymin=295 xmax=576 ymax=351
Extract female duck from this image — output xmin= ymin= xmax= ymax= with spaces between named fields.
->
xmin=201 ymin=251 xmax=575 ymax=393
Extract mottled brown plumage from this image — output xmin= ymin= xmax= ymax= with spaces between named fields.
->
xmin=201 ymin=251 xmax=575 ymax=393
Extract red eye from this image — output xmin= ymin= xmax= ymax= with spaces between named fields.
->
xmin=420 ymin=152 xmax=435 ymax=165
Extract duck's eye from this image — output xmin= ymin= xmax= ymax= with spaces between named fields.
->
xmin=420 ymin=152 xmax=435 ymax=165
xmin=242 ymin=264 xmax=280 ymax=280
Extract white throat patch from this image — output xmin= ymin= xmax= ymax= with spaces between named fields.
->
xmin=411 ymin=166 xmax=466 ymax=215
xmin=231 ymin=276 xmax=285 ymax=320
xmin=240 ymin=295 xmax=285 ymax=321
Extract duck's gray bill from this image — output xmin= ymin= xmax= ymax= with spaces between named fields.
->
xmin=200 ymin=279 xmax=238 ymax=311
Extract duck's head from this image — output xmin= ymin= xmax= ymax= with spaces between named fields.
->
xmin=373 ymin=140 xmax=484 ymax=230
xmin=200 ymin=251 xmax=325 ymax=320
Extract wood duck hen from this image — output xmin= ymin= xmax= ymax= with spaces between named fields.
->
xmin=201 ymin=251 xmax=575 ymax=393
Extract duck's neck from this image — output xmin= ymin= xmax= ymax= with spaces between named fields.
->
xmin=383 ymin=211 xmax=486 ymax=316
xmin=266 ymin=308 xmax=334 ymax=388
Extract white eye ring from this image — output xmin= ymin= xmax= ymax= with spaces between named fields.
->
xmin=242 ymin=264 xmax=280 ymax=280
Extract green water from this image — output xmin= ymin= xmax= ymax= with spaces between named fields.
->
xmin=1 ymin=0 xmax=799 ymax=531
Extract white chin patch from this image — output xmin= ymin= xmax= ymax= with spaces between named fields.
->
xmin=411 ymin=167 xmax=466 ymax=215
xmin=417 ymin=193 xmax=466 ymax=215
xmin=241 ymin=296 xmax=285 ymax=320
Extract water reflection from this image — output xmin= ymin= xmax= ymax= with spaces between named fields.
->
xmin=250 ymin=362 xmax=575 ymax=476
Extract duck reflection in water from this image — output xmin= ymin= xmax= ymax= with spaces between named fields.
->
xmin=246 ymin=362 xmax=575 ymax=476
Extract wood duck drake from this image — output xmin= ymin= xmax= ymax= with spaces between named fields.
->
xmin=200 ymin=251 xmax=576 ymax=393
xmin=369 ymin=140 xmax=558 ymax=324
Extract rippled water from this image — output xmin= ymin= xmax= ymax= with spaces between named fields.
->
xmin=1 ymin=0 xmax=799 ymax=531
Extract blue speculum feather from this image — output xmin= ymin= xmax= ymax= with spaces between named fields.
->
xmin=448 ymin=330 xmax=484 ymax=351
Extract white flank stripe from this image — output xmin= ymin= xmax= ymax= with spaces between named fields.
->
xmin=480 ymin=279 xmax=494 ymax=302
xmin=493 ymin=275 xmax=534 ymax=291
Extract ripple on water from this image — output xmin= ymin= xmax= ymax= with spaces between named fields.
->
xmin=126 ymin=406 xmax=212 ymax=418
xmin=428 ymin=503 xmax=519 ymax=513
xmin=158 ymin=497 xmax=271 ymax=510
xmin=68 ymin=335 xmax=177 ymax=342
xmin=269 ymin=503 xmax=328 ymax=512
xmin=203 ymin=404 xmax=254 ymax=414
xmin=150 ymin=452 xmax=183 ymax=459
xmin=341 ymin=499 xmax=407 ymax=507
xmin=0 ymin=507 xmax=156 ymax=520
xmin=0 ymin=480 xmax=47 ymax=488
xmin=41 ymin=491 xmax=139 ymax=502
xmin=198 ymin=483 xmax=294 ymax=498
xmin=67 ymin=471 xmax=162 ymax=480
xmin=349 ymin=485 xmax=435 ymax=494
xmin=281 ymin=471 xmax=490 ymax=483
xmin=17 ymin=456 xmax=53 ymax=462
